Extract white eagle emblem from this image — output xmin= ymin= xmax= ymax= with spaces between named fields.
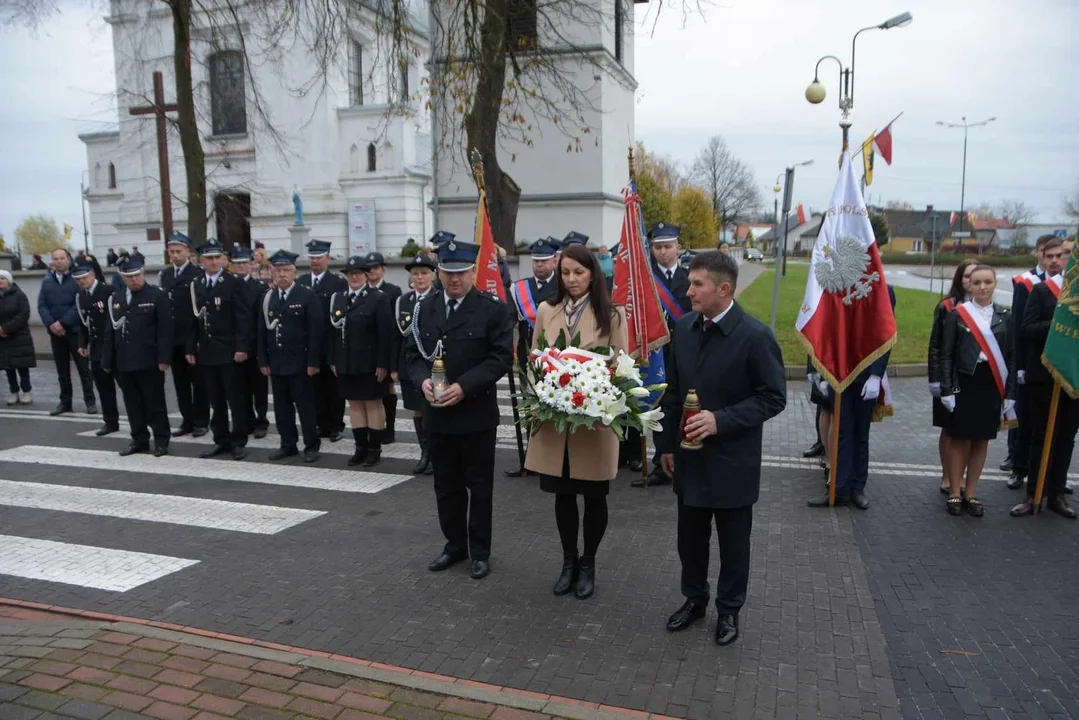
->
xmin=814 ymin=234 xmax=880 ymax=305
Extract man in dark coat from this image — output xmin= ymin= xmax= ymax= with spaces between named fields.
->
xmin=228 ymin=246 xmax=270 ymax=438
xmin=38 ymin=248 xmax=96 ymax=415
xmin=365 ymin=251 xmax=403 ymax=443
xmin=405 ymin=238 xmax=514 ymax=581
xmin=187 ymin=239 xmax=253 ymax=460
xmin=106 ymin=249 xmax=119 ymax=267
xmin=159 ymin=232 xmax=209 ymax=436
xmin=297 ymin=239 xmax=348 ymax=441
xmin=659 ymin=251 xmax=786 ymax=646
xmin=259 ymin=249 xmax=324 ymax=463
xmin=73 ymin=261 xmax=120 ymax=436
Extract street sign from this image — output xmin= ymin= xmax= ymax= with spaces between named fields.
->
xmin=952 ymin=231 xmax=972 ymax=238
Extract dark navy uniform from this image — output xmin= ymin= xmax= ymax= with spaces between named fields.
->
xmin=102 ymin=261 xmax=174 ymax=454
xmin=234 ymin=249 xmax=269 ymax=437
xmin=73 ymin=266 xmax=119 ymax=434
xmin=396 ymin=251 xmax=440 ymax=475
xmin=367 ymin=252 xmax=403 ymax=443
xmin=188 ymin=242 xmax=253 ymax=456
xmin=405 ymin=241 xmax=513 ymax=575
xmin=297 ymin=264 xmax=348 ymax=439
xmin=1007 ymin=266 xmax=1047 ymax=484
xmin=329 ymin=287 xmax=395 ymax=393
xmin=159 ymin=233 xmax=208 ymax=433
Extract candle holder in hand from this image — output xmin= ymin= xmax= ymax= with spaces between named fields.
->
xmin=680 ymin=389 xmax=703 ymax=451
xmin=430 ymin=356 xmax=447 ymax=407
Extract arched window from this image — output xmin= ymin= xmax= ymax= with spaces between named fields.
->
xmin=367 ymin=142 xmax=377 ymax=172
xmin=108 ymin=163 xmax=117 ymax=189
xmin=94 ymin=163 xmax=103 ymax=189
xmin=209 ymin=50 xmax=247 ymax=135
xmin=349 ymin=144 xmax=360 ymax=174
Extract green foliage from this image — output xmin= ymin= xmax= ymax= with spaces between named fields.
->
xmin=14 ymin=214 xmax=67 ymax=257
xmin=879 ymin=252 xmax=1033 ymax=267
xmin=871 ymin=212 xmax=890 ymax=246
xmin=672 ymin=186 xmax=718 ymax=249
xmin=636 ymin=169 xmax=673 ymax=232
xmin=399 ymin=237 xmax=421 ymax=258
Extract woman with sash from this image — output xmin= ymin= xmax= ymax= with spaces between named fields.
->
xmin=938 ymin=265 xmax=1014 ymax=516
xmin=928 ymin=260 xmax=976 ymax=494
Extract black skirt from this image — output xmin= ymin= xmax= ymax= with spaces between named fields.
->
xmin=948 ymin=363 xmax=1003 ymax=441
xmin=539 ymin=446 xmax=610 ymax=497
xmin=337 ymin=372 xmax=387 ymax=401
xmin=932 ymin=397 xmax=950 ymax=429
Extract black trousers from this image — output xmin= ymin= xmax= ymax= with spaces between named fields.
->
xmin=242 ymin=358 xmax=269 ymax=432
xmin=430 ymin=428 xmax=496 ymax=561
xmin=170 ymin=345 xmax=208 ymax=430
xmin=1026 ymin=383 xmax=1079 ymax=500
xmin=1012 ymin=384 xmax=1033 ymax=478
xmin=311 ymin=362 xmax=345 ymax=435
xmin=201 ymin=363 xmax=247 ymax=447
xmin=116 ymin=369 xmax=170 ymax=447
xmin=271 ymin=373 xmax=320 ymax=452
xmin=677 ymin=497 xmax=753 ymax=615
xmin=50 ymin=332 xmax=94 ymax=406
xmin=835 ymin=391 xmax=877 ymax=498
xmin=91 ymin=361 xmax=119 ymax=428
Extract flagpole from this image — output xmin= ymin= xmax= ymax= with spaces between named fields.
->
xmin=628 ymin=147 xmax=650 ymax=486
xmin=828 ymin=390 xmax=842 ymax=507
xmin=850 ymin=112 xmax=904 ymax=161
xmin=1031 ymin=382 xmax=1062 ymax=510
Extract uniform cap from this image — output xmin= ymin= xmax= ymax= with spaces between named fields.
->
xmin=405 ymin=254 xmax=438 ymax=272
xmin=166 ymin=232 xmax=191 ymax=247
xmin=562 ymin=231 xmax=589 ymax=246
xmin=305 ymin=239 xmax=332 ymax=257
xmin=430 ymin=230 xmax=456 ymax=246
xmin=197 ymin=238 xmax=225 ymax=257
xmin=269 ymin=249 xmax=299 ymax=267
xmin=345 ymin=255 xmax=370 ymax=273
xmin=437 ymin=239 xmax=479 ymax=273
xmin=229 ymin=247 xmax=253 ymax=262
xmin=529 ymin=239 xmax=559 ymax=260
xmin=118 ymin=257 xmax=145 ymax=276
xmin=649 ymin=222 xmax=680 ymax=243
xmin=71 ymin=261 xmax=95 ymax=279
xmin=364 ymin=252 xmax=386 ymax=267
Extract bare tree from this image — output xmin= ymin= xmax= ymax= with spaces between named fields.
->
xmin=998 ymin=198 xmax=1034 ymax=247
xmin=690 ymin=135 xmax=760 ymax=238
xmin=884 ymin=200 xmax=914 ymax=211
xmin=1064 ymin=179 xmax=1079 ymax=221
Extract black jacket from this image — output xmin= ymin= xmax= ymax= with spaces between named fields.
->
xmin=394 ymin=289 xmax=433 ymax=371
xmin=651 ymin=261 xmax=692 ymax=332
xmin=37 ymin=271 xmax=82 ymax=331
xmin=330 ymin=287 xmax=395 ymax=374
xmin=1011 ymin=267 xmax=1044 ymax=376
xmin=659 ymin=303 xmax=787 ymax=509
xmin=940 ymin=302 xmax=1014 ymax=399
xmin=239 ymin=275 xmax=268 ymax=356
xmin=102 ymin=284 xmax=173 ymax=373
xmin=187 ymin=272 xmax=253 ymax=365
xmin=372 ymin=280 xmax=402 ymax=305
xmin=297 ymin=271 xmax=348 ymax=363
xmin=76 ymin=280 xmax=114 ymax=364
xmin=0 ymin=286 xmax=37 ymax=370
xmin=159 ymin=262 xmax=203 ymax=347
xmin=1021 ymin=282 xmax=1058 ymax=386
xmin=927 ymin=297 xmax=958 ymax=385
xmin=257 ymin=283 xmax=324 ymax=376
xmin=405 ymin=288 xmax=514 ymax=434
xmin=511 ymin=276 xmax=557 ymax=368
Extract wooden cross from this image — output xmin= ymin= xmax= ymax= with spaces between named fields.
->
xmin=129 ymin=71 xmax=179 ymax=239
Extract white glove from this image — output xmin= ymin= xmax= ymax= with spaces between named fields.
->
xmin=1018 ymin=370 xmax=1026 ymax=385
xmin=819 ymin=379 xmax=829 ymax=395
xmin=1003 ymin=399 xmax=1015 ymax=415
xmin=861 ymin=375 xmax=881 ymax=401
xmin=808 ymin=372 xmax=820 ymax=388
xmin=941 ymin=395 xmax=956 ymax=412
xmin=929 ymin=382 xmax=942 ymax=398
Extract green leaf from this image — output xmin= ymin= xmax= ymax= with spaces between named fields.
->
xmin=553 ymin=329 xmax=568 ymax=350
xmin=569 ymin=331 xmax=581 ymax=347
xmin=536 ymin=328 xmax=549 ymax=350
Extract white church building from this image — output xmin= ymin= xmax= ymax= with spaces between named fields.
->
xmin=81 ymin=0 xmax=640 ymax=259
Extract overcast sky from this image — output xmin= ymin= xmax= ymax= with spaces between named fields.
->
xmin=1 ymin=0 xmax=1077 ymax=246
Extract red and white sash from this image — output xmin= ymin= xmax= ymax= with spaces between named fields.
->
xmin=1012 ymin=270 xmax=1043 ymax=293
xmin=1046 ymin=273 xmax=1063 ymax=299
xmin=955 ymin=301 xmax=1017 ymax=426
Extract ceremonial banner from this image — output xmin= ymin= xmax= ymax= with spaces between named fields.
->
xmin=872 ymin=124 xmax=893 ymax=165
xmin=474 ymin=185 xmax=505 ymax=301
xmin=1042 ymin=255 xmax=1079 ymax=399
xmin=861 ymin=133 xmax=875 ymax=186
xmin=796 ymin=151 xmax=897 ymax=392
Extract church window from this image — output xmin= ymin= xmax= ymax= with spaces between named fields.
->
xmin=399 ymin=59 xmax=409 ymax=101
xmin=108 ymin=163 xmax=117 ymax=189
xmin=348 ymin=40 xmax=365 ymax=106
xmin=507 ymin=0 xmax=538 ymax=51
xmin=349 ymin=144 xmax=360 ymax=174
xmin=615 ymin=0 xmax=624 ymax=63
xmin=94 ymin=163 xmax=103 ymax=189
xmin=209 ymin=50 xmax=247 ymax=135
xmin=367 ymin=142 xmax=377 ymax=172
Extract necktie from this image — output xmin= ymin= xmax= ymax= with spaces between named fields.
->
xmin=446 ymin=298 xmax=458 ymax=319
xmin=537 ymin=280 xmax=545 ymax=291
xmin=207 ymin=277 xmax=214 ymax=289
xmin=313 ymin=276 xmax=320 ymax=292
xmin=278 ymin=289 xmax=285 ymax=303
xmin=348 ymin=292 xmax=356 ymax=307
xmin=702 ymin=319 xmax=715 ymax=332
xmin=667 ymin=269 xmax=674 ymax=282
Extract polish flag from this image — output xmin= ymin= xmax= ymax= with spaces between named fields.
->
xmin=872 ymin=125 xmax=893 ymax=165
xmin=795 ymin=203 xmax=808 ymax=225
xmin=796 ymin=151 xmax=897 ymax=392
xmin=474 ymin=183 xmax=505 ymax=301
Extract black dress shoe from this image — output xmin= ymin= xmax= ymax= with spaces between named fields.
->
xmin=428 ymin=552 xmax=466 ymax=572
xmin=412 ymin=453 xmax=431 ymax=475
xmin=470 ymin=560 xmax=490 ymax=579
xmin=999 ymin=456 xmax=1014 ymax=473
xmin=118 ymin=443 xmax=149 ymax=457
xmin=575 ymin=559 xmax=595 ymax=599
xmin=303 ymin=450 xmax=321 ymax=463
xmin=630 ymin=475 xmax=646 ymax=488
xmin=552 ymin=554 xmax=578 ymax=596
xmin=666 ymin=600 xmax=706 ymax=632
xmin=851 ymin=490 xmax=869 ymax=510
xmin=94 ymin=424 xmax=120 ymax=437
xmin=85 ymin=403 xmax=98 ymax=415
xmin=807 ymin=494 xmax=848 ymax=507
xmin=503 ymin=466 xmax=536 ymax=478
xmin=1010 ymin=499 xmax=1035 ymax=517
xmin=646 ymin=470 xmax=671 ymax=487
xmin=628 ymin=459 xmax=643 ymax=472
xmin=269 ymin=447 xmax=299 ymax=461
xmin=1007 ymin=474 xmax=1025 ymax=490
xmin=153 ymin=445 xmax=169 ymax=457
xmin=1048 ymin=497 xmax=1077 ymax=519
xmin=715 ymin=614 xmax=739 ymax=646
xmin=199 ymin=444 xmax=231 ymax=459
xmin=252 ymin=427 xmax=268 ymax=439
xmin=49 ymin=403 xmax=72 ymax=417
xmin=232 ymin=447 xmax=247 ymax=461
xmin=362 ymin=450 xmax=382 ymax=467
xmin=172 ymin=426 xmax=193 ymax=437
xmin=328 ymin=430 xmax=344 ymax=443
xmin=1065 ymin=486 xmax=1074 ymax=495
xmin=192 ymin=426 xmax=209 ymax=438
xmin=803 ymin=441 xmax=825 ymax=458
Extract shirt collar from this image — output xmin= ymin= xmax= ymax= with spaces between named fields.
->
xmin=660 ymin=262 xmax=678 ymax=274
xmin=88 ymin=279 xmax=99 ymax=294
xmin=279 ymin=282 xmax=295 ymax=297
xmin=443 ymin=290 xmax=464 ymax=307
xmin=710 ymin=302 xmax=734 ymax=326
xmin=175 ymin=260 xmax=190 ymax=274
xmin=206 ymin=270 xmax=224 ymax=283
xmin=312 ymin=271 xmax=324 ymax=283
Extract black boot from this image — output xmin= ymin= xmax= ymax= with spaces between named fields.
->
xmin=411 ymin=416 xmax=430 ymax=475
xmin=575 ymin=557 xmax=595 ymax=599
xmin=552 ymin=552 xmax=578 ymax=596
xmin=363 ymin=426 xmax=383 ymax=467
xmin=382 ymin=394 xmax=397 ymax=444
xmin=348 ymin=427 xmax=368 ymax=466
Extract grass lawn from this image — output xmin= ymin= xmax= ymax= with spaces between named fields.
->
xmin=738 ymin=264 xmax=934 ymax=366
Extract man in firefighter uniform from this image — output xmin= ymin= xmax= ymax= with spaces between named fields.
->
xmin=73 ymin=261 xmax=120 ymax=436
xmin=297 ymin=239 xmax=348 ymax=441
xmin=159 ymin=232 xmax=209 ymax=436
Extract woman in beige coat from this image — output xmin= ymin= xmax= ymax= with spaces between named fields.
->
xmin=524 ymin=243 xmax=628 ymax=599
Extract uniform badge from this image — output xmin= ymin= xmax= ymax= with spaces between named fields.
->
xmin=404 ymin=314 xmax=411 ymax=322
xmin=447 ymin=240 xmax=456 ymax=251
xmin=335 ymin=310 xmax=342 ymax=316
xmin=215 ymin=297 xmax=221 ymax=308
xmin=114 ymin=303 xmax=120 ymax=309
xmin=269 ymin=311 xmax=274 ymax=317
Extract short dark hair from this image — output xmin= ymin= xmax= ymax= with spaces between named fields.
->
xmin=1035 ymin=234 xmax=1056 ymax=249
xmin=688 ymin=250 xmax=739 ymax=292
xmin=1042 ymin=237 xmax=1064 ymax=253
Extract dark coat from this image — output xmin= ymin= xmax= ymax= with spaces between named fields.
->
xmin=297 ymin=271 xmax=348 ymax=363
xmin=372 ymin=280 xmax=402 ymax=305
xmin=927 ymin=297 xmax=958 ymax=385
xmin=37 ymin=271 xmax=81 ymax=331
xmin=1011 ymin=267 xmax=1045 ymax=378
xmin=394 ymin=289 xmax=433 ymax=374
xmin=187 ymin=272 xmax=253 ymax=365
xmin=511 ymin=275 xmax=557 ymax=368
xmin=240 ymin=275 xmax=268 ymax=356
xmin=257 ymin=283 xmax=324 ymax=376
xmin=0 ymin=286 xmax=37 ymax=370
xmin=1021 ymin=282 xmax=1058 ymax=386
xmin=76 ymin=280 xmax=114 ymax=364
xmin=939 ymin=302 xmax=1014 ymax=399
xmin=404 ymin=288 xmax=514 ymax=435
xmin=651 ymin=261 xmax=692 ymax=332
xmin=659 ymin=303 xmax=787 ymax=509
xmin=329 ymin=288 xmax=395 ymax=374
xmin=102 ymin=284 xmax=173 ymax=373
xmin=159 ymin=262 xmax=204 ymax=347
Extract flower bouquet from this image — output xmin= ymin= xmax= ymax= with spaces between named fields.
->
xmin=517 ymin=329 xmax=666 ymax=440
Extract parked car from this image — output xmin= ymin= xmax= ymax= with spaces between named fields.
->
xmin=745 ymin=247 xmax=764 ymax=262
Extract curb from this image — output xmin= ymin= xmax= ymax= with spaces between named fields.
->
xmin=0 ymin=597 xmax=680 ymax=720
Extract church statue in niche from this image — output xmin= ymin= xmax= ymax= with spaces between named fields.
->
xmin=292 ymin=185 xmax=304 ymax=226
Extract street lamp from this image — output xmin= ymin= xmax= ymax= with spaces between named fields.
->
xmin=805 ymin=11 xmax=914 ymax=151
xmin=936 ymin=116 xmax=996 ymax=237
xmin=769 ymin=159 xmax=815 ymax=330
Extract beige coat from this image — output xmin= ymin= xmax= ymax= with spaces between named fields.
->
xmin=523 ymin=300 xmax=628 ymax=481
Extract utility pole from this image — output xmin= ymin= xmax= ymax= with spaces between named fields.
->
xmin=79 ymin=177 xmax=89 ymax=254
xmin=129 ymin=72 xmax=179 ymax=241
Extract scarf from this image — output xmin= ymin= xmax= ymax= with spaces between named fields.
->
xmin=564 ymin=294 xmax=590 ymax=336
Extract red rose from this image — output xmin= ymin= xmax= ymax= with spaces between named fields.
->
xmin=608 ymin=368 xmax=616 ymax=378
xmin=572 ymin=392 xmax=586 ymax=408
xmin=559 ymin=373 xmax=572 ymax=387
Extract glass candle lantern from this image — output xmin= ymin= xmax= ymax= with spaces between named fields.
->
xmin=430 ymin=356 xmax=447 ymax=405
xmin=680 ymin=389 xmax=703 ymax=451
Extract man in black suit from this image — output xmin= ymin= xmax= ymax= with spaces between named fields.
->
xmin=258 ymin=250 xmax=324 ymax=463
xmin=297 ymin=239 xmax=348 ymax=441
xmin=73 ymin=261 xmax=120 ymax=436
xmin=365 ymin=251 xmax=403 ymax=443
xmin=659 ymin=251 xmax=786 ymax=646
xmin=159 ymin=232 xmax=209 ymax=436
xmin=187 ymin=239 xmax=253 ymax=460
xmin=405 ymin=238 xmax=514 ymax=580
xmin=638 ymin=221 xmax=692 ymax=486
xmin=228 ymin=247 xmax=270 ymax=438
xmin=505 ymin=238 xmax=560 ymax=477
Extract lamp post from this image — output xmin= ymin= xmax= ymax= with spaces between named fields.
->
xmin=772 ymin=174 xmax=782 ymax=258
xmin=805 ymin=11 xmax=913 ymax=153
xmin=936 ymin=116 xmax=996 ymax=237
xmin=79 ymin=170 xmax=90 ymax=254
xmin=769 ymin=159 xmax=815 ymax=330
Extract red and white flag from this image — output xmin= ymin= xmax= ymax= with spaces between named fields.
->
xmin=796 ymin=151 xmax=897 ymax=392
xmin=473 ymin=184 xmax=505 ymax=301
xmin=795 ymin=203 xmax=808 ymax=225
xmin=872 ymin=124 xmax=893 ymax=165
xmin=611 ymin=180 xmax=669 ymax=359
